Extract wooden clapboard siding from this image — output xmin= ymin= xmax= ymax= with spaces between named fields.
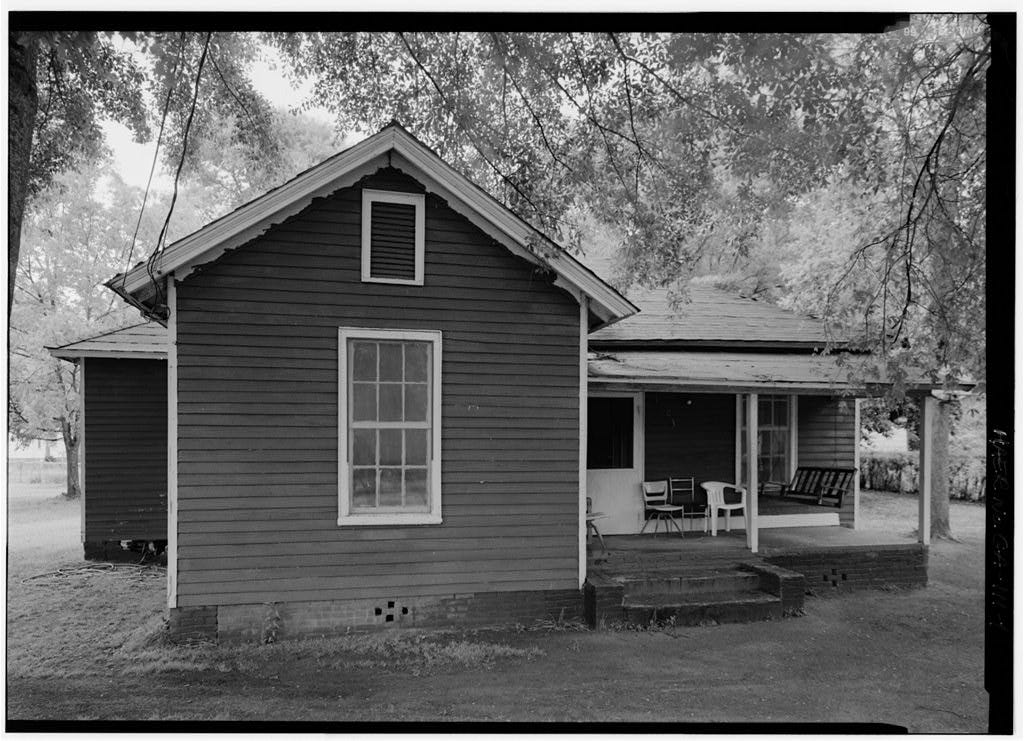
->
xmin=83 ymin=359 xmax=167 ymax=541
xmin=643 ymin=393 xmax=736 ymax=483
xmin=798 ymin=395 xmax=858 ymax=526
xmin=174 ymin=166 xmax=580 ymax=607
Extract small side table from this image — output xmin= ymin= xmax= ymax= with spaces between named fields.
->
xmin=586 ymin=512 xmax=607 ymax=553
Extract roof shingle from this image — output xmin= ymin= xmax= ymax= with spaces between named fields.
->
xmin=48 ymin=322 xmax=168 ymax=360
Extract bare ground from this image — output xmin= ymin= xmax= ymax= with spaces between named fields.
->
xmin=6 ymin=484 xmax=987 ymax=729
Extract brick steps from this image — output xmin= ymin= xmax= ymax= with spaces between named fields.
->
xmin=618 ymin=568 xmax=785 ymax=627
xmin=619 ymin=572 xmax=761 ymax=599
xmin=585 ymin=563 xmax=806 ymax=629
xmin=623 ymin=591 xmax=784 ymax=627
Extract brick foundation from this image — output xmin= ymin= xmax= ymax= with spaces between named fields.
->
xmin=168 ymin=606 xmax=218 ymax=642
xmin=764 ymin=544 xmax=928 ymax=595
xmin=583 ymin=573 xmax=625 ymax=628
xmin=740 ymin=562 xmax=806 ymax=613
xmin=172 ymin=588 xmax=585 ymax=643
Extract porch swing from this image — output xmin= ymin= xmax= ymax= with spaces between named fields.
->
xmin=772 ymin=399 xmax=856 ymax=509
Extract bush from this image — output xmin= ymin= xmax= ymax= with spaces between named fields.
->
xmin=9 ymin=460 xmax=66 ymax=485
xmin=859 ymin=451 xmax=986 ymax=502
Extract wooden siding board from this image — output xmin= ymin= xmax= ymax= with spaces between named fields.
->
xmin=643 ymin=393 xmax=736 ymax=483
xmin=798 ymin=396 xmax=858 ymax=526
xmin=175 ymin=166 xmax=580 ymax=605
xmin=83 ymin=359 xmax=167 ymax=541
xmin=177 ymin=522 xmax=576 ymax=547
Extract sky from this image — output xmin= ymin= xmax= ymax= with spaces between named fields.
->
xmin=101 ymin=46 xmax=337 ymax=191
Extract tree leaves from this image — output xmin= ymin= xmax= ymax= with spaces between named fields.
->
xmin=271 ymin=21 xmax=987 ymax=384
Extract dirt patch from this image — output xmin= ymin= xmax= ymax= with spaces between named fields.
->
xmin=6 ymin=484 xmax=987 ymax=729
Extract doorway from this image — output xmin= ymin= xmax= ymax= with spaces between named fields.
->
xmin=586 ymin=392 xmax=643 ymax=534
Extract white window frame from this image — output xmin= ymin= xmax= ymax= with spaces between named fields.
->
xmin=337 ymin=327 xmax=442 ymax=526
xmin=738 ymin=393 xmax=795 ymax=484
xmin=361 ymin=189 xmax=426 ymax=286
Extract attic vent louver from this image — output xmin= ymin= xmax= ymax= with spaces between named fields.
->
xmin=361 ymin=189 xmax=425 ymax=285
xmin=370 ymin=201 xmax=416 ymax=278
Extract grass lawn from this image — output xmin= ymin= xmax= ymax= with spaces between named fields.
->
xmin=6 ymin=483 xmax=988 ymax=729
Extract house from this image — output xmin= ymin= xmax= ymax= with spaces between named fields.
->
xmin=49 ymin=323 xmax=167 ymax=559
xmin=50 ymin=122 xmax=944 ymax=640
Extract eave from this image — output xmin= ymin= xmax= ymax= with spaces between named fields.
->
xmin=106 ymin=124 xmax=637 ymax=327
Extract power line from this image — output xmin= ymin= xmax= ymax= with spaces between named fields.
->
xmin=146 ymin=31 xmax=212 ymax=316
xmin=120 ymin=32 xmax=185 ymax=295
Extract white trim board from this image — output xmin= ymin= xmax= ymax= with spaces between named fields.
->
xmin=166 ymin=276 xmax=178 ymax=609
xmin=50 ymin=351 xmax=168 ymax=361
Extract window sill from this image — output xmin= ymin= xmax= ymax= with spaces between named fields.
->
xmin=337 ymin=513 xmax=443 ymax=527
xmin=360 ymin=275 xmax=424 ymax=286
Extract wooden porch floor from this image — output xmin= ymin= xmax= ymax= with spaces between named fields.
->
xmin=588 ymin=526 xmax=918 ymax=580
xmin=757 ymin=496 xmax=841 ymax=516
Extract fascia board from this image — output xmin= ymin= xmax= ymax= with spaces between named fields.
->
xmin=48 ymin=349 xmax=168 ymax=361
xmin=116 ymin=130 xmax=397 ymax=295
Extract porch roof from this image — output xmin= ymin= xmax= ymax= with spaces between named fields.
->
xmin=48 ymin=322 xmax=167 ymax=361
xmin=587 ymin=349 xmax=941 ymax=395
xmin=588 ymin=283 xmax=835 ymax=349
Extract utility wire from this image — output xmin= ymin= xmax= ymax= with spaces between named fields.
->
xmin=146 ymin=31 xmax=212 ymax=314
xmin=120 ymin=33 xmax=185 ymax=295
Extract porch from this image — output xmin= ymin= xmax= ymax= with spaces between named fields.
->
xmin=586 ymin=389 xmax=862 ymax=546
xmin=585 ymin=382 xmax=940 ymax=554
xmin=584 ymin=527 xmax=928 ymax=627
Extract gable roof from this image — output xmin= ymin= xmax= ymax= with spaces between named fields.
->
xmin=589 ymin=283 xmax=837 ymax=349
xmin=48 ymin=322 xmax=167 ymax=361
xmin=107 ymin=122 xmax=637 ymax=328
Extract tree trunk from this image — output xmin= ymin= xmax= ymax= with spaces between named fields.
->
xmin=930 ymin=398 xmax=953 ymax=540
xmin=61 ymin=417 xmax=81 ymax=500
xmin=8 ymin=32 xmax=39 ymax=313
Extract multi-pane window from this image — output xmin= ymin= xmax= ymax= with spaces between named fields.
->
xmin=740 ymin=395 xmax=792 ymax=484
xmin=339 ymin=329 xmax=442 ymax=525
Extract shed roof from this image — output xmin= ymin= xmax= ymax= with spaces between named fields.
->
xmin=107 ymin=121 xmax=637 ymax=328
xmin=587 ymin=349 xmax=939 ymax=395
xmin=48 ymin=322 xmax=167 ymax=361
xmin=588 ymin=283 xmax=835 ymax=349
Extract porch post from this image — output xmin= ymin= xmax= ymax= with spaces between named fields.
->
xmin=853 ymin=398 xmax=861 ymax=529
xmin=918 ymin=394 xmax=935 ymax=544
xmin=578 ymin=297 xmax=588 ymax=588
xmin=78 ymin=358 xmax=86 ymax=544
xmin=745 ymin=393 xmax=759 ymax=552
xmin=167 ymin=274 xmax=178 ymax=609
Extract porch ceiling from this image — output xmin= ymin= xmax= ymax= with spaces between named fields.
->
xmin=587 ymin=350 xmax=942 ymax=395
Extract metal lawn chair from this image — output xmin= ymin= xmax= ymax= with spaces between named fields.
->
xmin=640 ymin=480 xmax=684 ymax=537
xmin=670 ymin=476 xmax=709 ymax=534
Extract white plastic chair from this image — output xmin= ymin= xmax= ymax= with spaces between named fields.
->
xmin=700 ymin=481 xmax=748 ymax=537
